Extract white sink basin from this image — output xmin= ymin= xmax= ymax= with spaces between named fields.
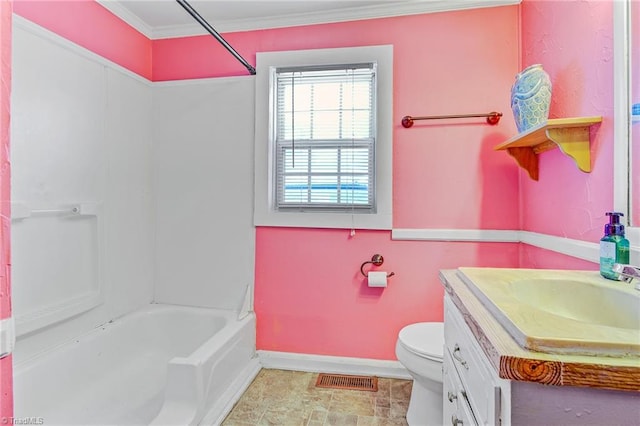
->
xmin=509 ymin=278 xmax=640 ymax=330
xmin=457 ymin=268 xmax=640 ymax=357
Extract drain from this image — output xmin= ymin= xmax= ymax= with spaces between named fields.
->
xmin=315 ymin=373 xmax=378 ymax=392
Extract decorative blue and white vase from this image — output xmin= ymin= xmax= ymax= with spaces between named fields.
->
xmin=510 ymin=64 xmax=552 ymax=132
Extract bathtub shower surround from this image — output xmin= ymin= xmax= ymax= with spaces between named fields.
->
xmin=11 ymin=15 xmax=258 ymax=426
xmin=11 ymin=203 xmax=103 ymax=336
xmin=14 ymin=305 xmax=256 ymax=425
xmin=152 ymin=76 xmax=255 ymax=312
xmin=10 ymin=16 xmax=155 ymax=357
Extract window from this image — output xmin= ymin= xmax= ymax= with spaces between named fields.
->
xmin=274 ymin=64 xmax=375 ymax=212
xmin=254 ymin=45 xmax=393 ymax=229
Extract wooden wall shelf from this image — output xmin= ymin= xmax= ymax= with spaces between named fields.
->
xmin=494 ymin=116 xmax=602 ymax=180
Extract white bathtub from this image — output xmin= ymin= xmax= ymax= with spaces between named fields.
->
xmin=14 ymin=304 xmax=257 ymax=425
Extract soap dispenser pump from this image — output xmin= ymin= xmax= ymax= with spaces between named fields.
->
xmin=600 ymin=212 xmax=630 ymax=280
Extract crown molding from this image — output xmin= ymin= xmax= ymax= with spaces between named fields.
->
xmin=96 ymin=0 xmax=155 ymax=38
xmin=99 ymin=0 xmax=520 ymax=40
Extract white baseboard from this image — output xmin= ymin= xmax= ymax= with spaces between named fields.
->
xmin=199 ymin=352 xmax=410 ymax=425
xmin=199 ymin=357 xmax=262 ymax=426
xmin=257 ymin=350 xmax=411 ymax=380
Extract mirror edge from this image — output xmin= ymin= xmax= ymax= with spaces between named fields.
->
xmin=613 ymin=0 xmax=639 ymax=254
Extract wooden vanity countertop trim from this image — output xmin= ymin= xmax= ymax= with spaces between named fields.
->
xmin=439 ymin=270 xmax=640 ymax=392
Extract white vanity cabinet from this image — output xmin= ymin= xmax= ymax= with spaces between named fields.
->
xmin=443 ymin=295 xmax=510 ymax=426
xmin=440 ymin=269 xmax=640 ymax=426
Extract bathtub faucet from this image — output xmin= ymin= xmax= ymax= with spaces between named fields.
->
xmin=613 ymin=263 xmax=640 ymax=290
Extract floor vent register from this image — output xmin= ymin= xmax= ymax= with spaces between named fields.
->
xmin=315 ymin=373 xmax=378 ymax=392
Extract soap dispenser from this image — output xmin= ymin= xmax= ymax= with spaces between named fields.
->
xmin=600 ymin=212 xmax=630 ymax=280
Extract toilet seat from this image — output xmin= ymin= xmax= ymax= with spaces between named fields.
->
xmin=398 ymin=322 xmax=444 ymax=362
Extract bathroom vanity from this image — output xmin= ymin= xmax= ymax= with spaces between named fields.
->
xmin=440 ymin=268 xmax=640 ymax=426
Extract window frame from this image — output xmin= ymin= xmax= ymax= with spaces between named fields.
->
xmin=254 ymin=45 xmax=393 ymax=230
xmin=274 ymin=63 xmax=377 ymax=212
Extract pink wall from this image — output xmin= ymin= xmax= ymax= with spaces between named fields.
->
xmin=9 ymin=0 xmax=523 ymax=365
xmin=256 ymin=229 xmax=519 ymax=359
xmin=153 ymin=7 xmax=522 ymax=359
xmin=10 ymin=0 xmax=616 ymax=362
xmin=0 ymin=0 xmax=12 ymax=420
xmin=519 ymin=0 xmax=614 ymax=271
xmin=218 ymin=7 xmax=518 ymax=359
xmin=13 ymin=0 xmax=152 ymax=80
xmin=153 ymin=7 xmax=522 ymax=228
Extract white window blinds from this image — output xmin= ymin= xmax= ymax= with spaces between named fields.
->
xmin=274 ymin=63 xmax=376 ymax=211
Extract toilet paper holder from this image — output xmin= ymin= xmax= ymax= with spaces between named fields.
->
xmin=360 ymin=254 xmax=395 ymax=278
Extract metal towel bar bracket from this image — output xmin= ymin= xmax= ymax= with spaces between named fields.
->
xmin=360 ymin=254 xmax=395 ymax=278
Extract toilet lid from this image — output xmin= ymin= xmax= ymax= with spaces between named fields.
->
xmin=398 ymin=322 xmax=444 ymax=360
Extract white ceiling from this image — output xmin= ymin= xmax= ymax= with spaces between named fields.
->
xmin=97 ymin=0 xmax=520 ymax=39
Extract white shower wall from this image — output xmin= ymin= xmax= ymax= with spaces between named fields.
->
xmin=12 ymin=17 xmax=256 ymax=361
xmin=152 ymin=78 xmax=256 ymax=311
xmin=11 ymin=18 xmax=154 ymax=359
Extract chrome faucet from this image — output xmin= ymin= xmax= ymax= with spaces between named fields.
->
xmin=613 ymin=263 xmax=640 ymax=290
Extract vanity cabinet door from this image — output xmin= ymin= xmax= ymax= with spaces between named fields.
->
xmin=444 ymin=348 xmax=479 ymax=426
xmin=444 ymin=296 xmax=508 ymax=425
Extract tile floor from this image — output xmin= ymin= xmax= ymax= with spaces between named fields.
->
xmin=221 ymin=369 xmax=412 ymax=426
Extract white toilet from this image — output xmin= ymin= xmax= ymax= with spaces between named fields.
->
xmin=395 ymin=322 xmax=444 ymax=426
